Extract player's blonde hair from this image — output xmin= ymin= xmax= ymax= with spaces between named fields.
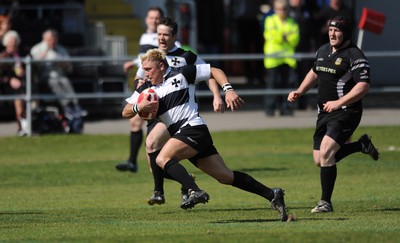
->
xmin=141 ymin=48 xmax=167 ymax=65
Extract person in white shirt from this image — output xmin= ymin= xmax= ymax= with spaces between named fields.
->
xmin=30 ymin=29 xmax=86 ymax=118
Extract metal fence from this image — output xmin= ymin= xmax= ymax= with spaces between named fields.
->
xmin=1 ymin=51 xmax=400 ymax=136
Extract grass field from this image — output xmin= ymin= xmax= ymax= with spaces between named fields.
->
xmin=1 ymin=126 xmax=399 ymax=242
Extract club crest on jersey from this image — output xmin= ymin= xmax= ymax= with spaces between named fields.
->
xmin=335 ymin=58 xmax=343 ymax=65
xmin=171 ymin=78 xmax=181 ymax=87
xmin=168 ymin=56 xmax=187 ymax=67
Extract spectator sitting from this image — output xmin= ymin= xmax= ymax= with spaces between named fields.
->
xmin=30 ymin=29 xmax=87 ymax=118
xmin=0 ymin=30 xmax=28 ymax=136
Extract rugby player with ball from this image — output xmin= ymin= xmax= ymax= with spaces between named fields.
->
xmin=123 ymin=48 xmax=291 ymax=222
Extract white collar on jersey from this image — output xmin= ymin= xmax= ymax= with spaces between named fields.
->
xmin=163 ymin=66 xmax=172 ymax=80
xmin=167 ymin=45 xmax=179 ymax=53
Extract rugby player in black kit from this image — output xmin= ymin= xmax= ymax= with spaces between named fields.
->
xmin=287 ymin=16 xmax=379 ymax=213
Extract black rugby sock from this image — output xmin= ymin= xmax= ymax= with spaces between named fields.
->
xmin=335 ymin=142 xmax=362 ymax=162
xmin=148 ymin=150 xmax=164 ymax=194
xmin=164 ymin=159 xmax=200 ymax=191
xmin=320 ymin=165 xmax=337 ymax=203
xmin=232 ymin=171 xmax=274 ymax=201
xmin=129 ymin=130 xmax=143 ymax=164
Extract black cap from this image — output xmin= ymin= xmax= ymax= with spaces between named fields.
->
xmin=328 ymin=16 xmax=353 ymax=40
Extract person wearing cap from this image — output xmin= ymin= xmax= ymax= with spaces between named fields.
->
xmin=287 ymin=16 xmax=380 ymax=213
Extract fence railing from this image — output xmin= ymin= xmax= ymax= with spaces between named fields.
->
xmin=1 ymin=51 xmax=400 ymax=136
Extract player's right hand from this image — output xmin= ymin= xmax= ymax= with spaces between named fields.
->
xmin=287 ymin=91 xmax=301 ymax=102
xmin=225 ymin=91 xmax=244 ymax=111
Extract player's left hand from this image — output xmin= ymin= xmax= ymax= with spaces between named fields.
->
xmin=322 ymin=100 xmax=341 ymax=113
xmin=213 ymin=97 xmax=225 ymax=113
xmin=225 ymin=91 xmax=244 ymax=111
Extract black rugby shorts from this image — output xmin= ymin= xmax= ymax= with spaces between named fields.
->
xmin=173 ymin=124 xmax=219 ymax=165
xmin=313 ymin=109 xmax=362 ymax=150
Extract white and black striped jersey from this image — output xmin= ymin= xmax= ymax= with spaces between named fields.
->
xmin=138 ymin=33 xmax=158 ymax=54
xmin=126 ymin=64 xmax=211 ymax=135
xmin=133 ymin=33 xmax=181 ymax=66
xmin=313 ymin=42 xmax=370 ymax=112
xmin=136 ymin=46 xmax=204 ymax=79
xmin=128 ymin=33 xmax=159 ymax=66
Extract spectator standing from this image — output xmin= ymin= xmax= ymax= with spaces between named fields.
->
xmin=231 ymin=0 xmax=265 ymax=86
xmin=194 ymin=0 xmax=224 ymax=68
xmin=287 ymin=16 xmax=379 ymax=213
xmin=0 ymin=30 xmax=27 ymax=136
xmin=263 ymin=0 xmax=299 ymax=116
xmin=314 ymin=0 xmax=354 ymax=47
xmin=30 ymin=29 xmax=86 ymax=122
xmin=287 ymin=0 xmax=316 ymax=110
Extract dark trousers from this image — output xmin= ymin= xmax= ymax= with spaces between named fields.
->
xmin=264 ymin=64 xmax=295 ymax=116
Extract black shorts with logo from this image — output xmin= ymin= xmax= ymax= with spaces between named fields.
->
xmin=173 ymin=124 xmax=219 ymax=166
xmin=313 ymin=109 xmax=362 ymax=150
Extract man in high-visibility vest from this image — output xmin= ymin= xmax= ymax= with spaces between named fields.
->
xmin=263 ymin=0 xmax=299 ymax=116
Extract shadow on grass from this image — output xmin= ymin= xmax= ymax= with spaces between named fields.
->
xmin=377 ymin=208 xmax=400 ymax=212
xmin=354 ymin=207 xmax=400 ymax=213
xmin=174 ymin=207 xmax=350 ymax=223
xmin=287 ymin=206 xmax=315 ymax=210
xmin=161 ymin=207 xmax=264 ymax=215
xmin=213 ymin=217 xmax=348 ymax=224
xmin=302 ymin=217 xmax=348 ymax=221
xmin=180 ymin=207 xmax=267 ymax=213
xmin=214 ymin=218 xmax=281 ymax=223
xmin=0 ymin=211 xmax=44 ymax=215
xmin=239 ymin=167 xmax=287 ymax=172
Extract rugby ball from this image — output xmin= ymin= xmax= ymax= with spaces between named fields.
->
xmin=137 ymin=88 xmax=159 ymax=120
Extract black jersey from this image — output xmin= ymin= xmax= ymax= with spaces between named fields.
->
xmin=313 ymin=42 xmax=370 ymax=112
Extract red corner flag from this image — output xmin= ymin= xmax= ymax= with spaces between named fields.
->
xmin=358 ymin=8 xmax=386 ymax=34
xmin=357 ymin=8 xmax=386 ymax=48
